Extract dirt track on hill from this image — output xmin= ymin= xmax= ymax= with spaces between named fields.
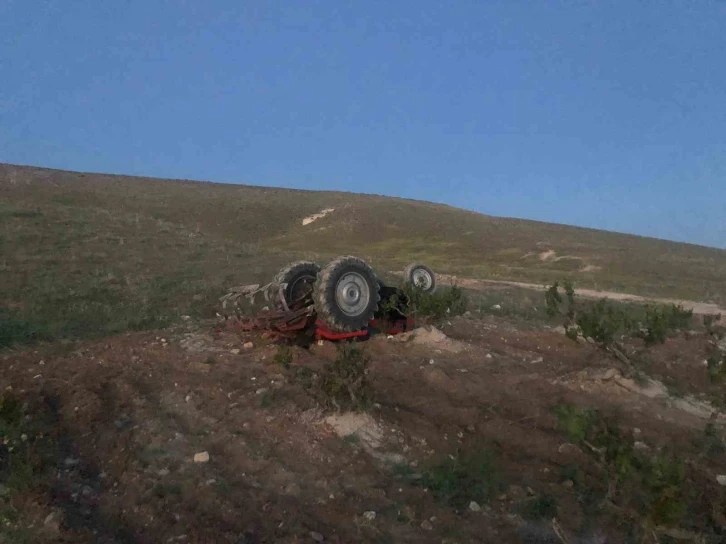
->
xmin=437 ymin=274 xmax=726 ymax=316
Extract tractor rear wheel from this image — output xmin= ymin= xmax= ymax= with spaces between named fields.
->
xmin=403 ymin=263 xmax=437 ymax=293
xmin=314 ymin=256 xmax=380 ymax=332
xmin=270 ymin=261 xmax=321 ymax=310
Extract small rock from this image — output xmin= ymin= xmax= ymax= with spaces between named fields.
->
xmin=485 ymin=353 xmax=493 ymax=359
xmin=193 ymin=451 xmax=210 ymax=463
xmin=230 ymin=348 xmax=241 ymax=355
xmin=158 ymin=468 xmax=170 ymax=476
xmin=243 ymin=342 xmax=254 ymax=349
xmin=44 ymin=510 xmax=62 ymax=531
xmin=429 ymin=359 xmax=435 ymax=365
xmin=387 ymin=335 xmax=394 ymax=340
xmin=64 ymin=457 xmax=80 ymax=467
xmin=363 ymin=511 xmax=376 ymax=521
xmin=317 ymin=340 xmax=325 ymax=346
xmin=205 ymin=479 xmax=216 ymax=485
xmin=181 ymin=315 xmax=191 ymax=321
xmin=526 ymin=486 xmax=535 ymax=496
xmin=530 ymin=356 xmax=544 ymax=364
xmin=310 ymin=531 xmax=325 ymax=542
xmin=633 ymin=428 xmax=641 ymax=435
xmin=469 ymin=501 xmax=482 ymax=512
xmin=717 ymin=475 xmax=726 ymax=486
xmin=39 ymin=360 xmax=45 ymax=365
xmin=562 ymin=480 xmax=574 ymax=489
xmin=464 ymin=311 xmax=472 ymax=317
xmin=491 ymin=304 xmax=502 ymax=310
xmin=420 ymin=520 xmax=433 ymax=531
xmin=497 ymin=493 xmax=507 ymax=501
xmin=558 ymin=443 xmax=581 ymax=455
xmin=255 ymin=388 xmax=269 ymax=395
xmin=634 ymin=441 xmax=649 ymax=451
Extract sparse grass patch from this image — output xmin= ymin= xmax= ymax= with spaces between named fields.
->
xmin=0 ymin=393 xmax=59 ymax=541
xmin=553 ymin=404 xmax=689 ymax=528
xmin=274 ymin=345 xmax=293 ymax=369
xmin=203 ymin=356 xmax=216 ymax=365
xmin=293 ymin=344 xmax=374 ymax=412
xmin=699 ymin=423 xmax=725 ymax=458
xmin=419 ymin=450 xmax=500 ymax=509
xmin=521 ymin=494 xmax=558 ymax=520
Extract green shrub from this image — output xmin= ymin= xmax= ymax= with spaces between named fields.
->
xmin=553 ymin=404 xmax=688 ymax=527
xmin=397 ymin=283 xmax=468 ymax=320
xmin=576 ymin=299 xmax=634 ymax=346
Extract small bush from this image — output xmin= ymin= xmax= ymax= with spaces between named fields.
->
xmin=421 ymin=450 xmax=500 ymax=509
xmin=274 ymin=345 xmax=293 ymax=369
xmin=203 ymin=356 xmax=216 ymax=365
xmin=0 ymin=309 xmax=53 ymax=349
xmin=576 ymin=299 xmax=634 ymax=346
xmin=706 ymin=355 xmax=726 ymax=384
xmin=522 ymin=494 xmax=558 ymax=520
xmin=638 ymin=304 xmax=693 ymax=345
xmin=704 ymin=313 xmax=722 ymax=336
xmin=318 ymin=343 xmax=374 ymax=412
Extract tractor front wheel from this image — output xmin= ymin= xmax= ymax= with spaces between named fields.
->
xmin=403 ymin=263 xmax=437 ymax=294
xmin=314 ymin=256 xmax=380 ymax=332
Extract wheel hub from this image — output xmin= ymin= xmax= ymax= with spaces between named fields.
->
xmin=335 ymin=272 xmax=370 ymax=316
xmin=412 ymin=269 xmax=433 ymax=290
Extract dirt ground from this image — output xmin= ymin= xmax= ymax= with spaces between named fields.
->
xmin=2 ymin=306 xmax=726 ymax=543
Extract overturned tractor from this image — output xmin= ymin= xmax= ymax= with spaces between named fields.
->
xmin=221 ymin=257 xmax=436 ymax=341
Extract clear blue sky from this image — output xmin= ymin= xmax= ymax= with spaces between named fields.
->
xmin=1 ymin=1 xmax=724 ymax=248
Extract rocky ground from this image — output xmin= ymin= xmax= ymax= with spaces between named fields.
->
xmin=2 ymin=301 xmax=726 ymax=543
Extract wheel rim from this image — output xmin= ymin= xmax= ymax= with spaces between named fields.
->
xmin=288 ymin=275 xmax=315 ymax=303
xmin=335 ymin=272 xmax=371 ymax=316
xmin=411 ymin=268 xmax=433 ymax=290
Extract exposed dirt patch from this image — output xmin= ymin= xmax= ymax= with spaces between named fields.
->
xmin=302 ymin=208 xmax=335 ymax=226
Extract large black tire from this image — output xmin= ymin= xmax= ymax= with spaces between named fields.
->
xmin=403 ymin=263 xmax=437 ymax=293
xmin=269 ymin=261 xmax=321 ymax=310
xmin=313 ymin=256 xmax=381 ymax=332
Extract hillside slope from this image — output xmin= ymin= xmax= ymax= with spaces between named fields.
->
xmin=2 ymin=163 xmax=725 ymax=345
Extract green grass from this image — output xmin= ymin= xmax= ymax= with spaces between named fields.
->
xmin=2 ymin=163 xmax=726 ymax=350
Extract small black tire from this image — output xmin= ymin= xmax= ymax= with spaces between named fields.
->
xmin=269 ymin=261 xmax=321 ymax=309
xmin=314 ymin=256 xmax=381 ymax=332
xmin=403 ymin=263 xmax=437 ymax=293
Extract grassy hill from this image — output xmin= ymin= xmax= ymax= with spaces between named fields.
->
xmin=2 ymin=162 xmax=725 ymax=347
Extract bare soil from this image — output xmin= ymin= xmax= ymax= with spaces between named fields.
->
xmin=3 ymin=309 xmax=726 ymax=543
